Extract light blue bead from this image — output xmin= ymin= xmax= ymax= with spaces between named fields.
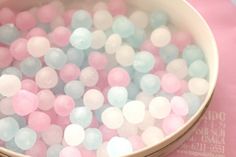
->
xmin=183 ymin=92 xmax=201 ymax=116
xmin=44 ymin=48 xmax=67 ymax=70
xmin=0 ymin=117 xmax=19 ymax=142
xmin=5 ymin=139 xmax=24 ymax=153
xmin=11 ymin=115 xmax=27 ymax=128
xmin=133 ymin=71 xmax=145 ymax=85
xmin=52 ymin=79 xmax=65 ymax=95
xmin=83 ymin=128 xmax=103 ymax=150
xmin=127 ymin=82 xmax=140 ymax=99
xmin=70 ymin=107 xmax=93 ymax=128
xmin=140 ymin=74 xmax=161 ymax=95
xmin=159 ymin=44 xmax=179 ymax=63
xmin=0 ymin=24 xmax=20 ymax=45
xmin=20 ymin=57 xmax=42 ymax=77
xmin=47 ymin=144 xmax=63 ymax=157
xmin=2 ymin=67 xmax=22 ymax=79
xmin=67 ymin=48 xmax=85 ymax=67
xmin=150 ymin=11 xmax=169 ymax=28
xmin=112 ymin=16 xmax=135 ymax=38
xmin=71 ymin=10 xmax=92 ymax=29
xmin=108 ymin=87 xmax=128 ymax=108
xmin=133 ymin=51 xmax=155 ymax=73
xmin=70 ymin=28 xmax=92 ymax=50
xmin=126 ymin=28 xmax=146 ymax=48
xmin=14 ymin=127 xmax=37 ymax=150
xmin=64 ymin=81 xmax=85 ymax=100
xmin=182 ymin=45 xmax=204 ymax=64
xmin=188 ymin=60 xmax=209 ymax=78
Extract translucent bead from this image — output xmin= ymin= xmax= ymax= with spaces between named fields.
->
xmin=2 ymin=67 xmax=22 ymax=80
xmin=149 ymin=97 xmax=171 ymax=119
xmin=166 ymin=59 xmax=188 ymax=79
xmin=20 ymin=57 xmax=42 ymax=77
xmin=128 ymin=135 xmax=145 ymax=151
xmin=105 ymin=34 xmax=122 ymax=54
xmin=47 ymin=144 xmax=63 ymax=157
xmin=67 ymin=48 xmax=85 ymax=67
xmin=64 ymin=124 xmax=85 ymax=146
xmin=70 ymin=107 xmax=92 ymax=128
xmin=127 ymin=82 xmax=140 ymax=99
xmin=161 ymin=73 xmax=181 ymax=94
xmin=50 ymin=26 xmax=71 ymax=47
xmin=93 ymin=10 xmax=113 ymax=30
xmin=0 ymin=117 xmax=19 ymax=141
xmin=0 ymin=8 xmax=15 ymax=24
xmin=112 ymin=16 xmax=135 ymax=38
xmin=126 ymin=28 xmax=146 ymax=48
xmin=0 ymin=24 xmax=20 ymax=45
xmin=83 ymin=128 xmax=103 ymax=150
xmin=15 ymin=11 xmax=36 ymax=31
xmin=15 ymin=127 xmax=37 ymax=150
xmin=107 ymin=87 xmax=128 ymax=108
xmin=88 ymin=52 xmax=108 ymax=70
xmin=133 ymin=51 xmax=155 ymax=73
xmin=123 ymin=101 xmax=145 ymax=124
xmin=0 ymin=75 xmax=21 ymax=97
xmin=129 ymin=11 xmax=148 ymax=29
xmin=25 ymin=140 xmax=47 ymax=157
xmin=59 ymin=146 xmax=82 ymax=157
xmin=188 ymin=60 xmax=209 ymax=78
xmin=10 ymin=38 xmax=29 ymax=61
xmin=0 ymin=98 xmax=14 ymax=115
xmin=188 ymin=78 xmax=209 ymax=95
xmin=5 ymin=139 xmax=23 ymax=153
xmin=107 ymin=137 xmax=133 ymax=157
xmin=44 ymin=48 xmax=67 ymax=70
xmin=42 ymin=125 xmax=63 ymax=146
xmin=182 ymin=45 xmax=204 ymax=64
xmin=80 ymin=66 xmax=99 ymax=87
xmin=183 ymin=92 xmax=201 ymax=116
xmin=150 ymin=11 xmax=168 ymax=28
xmin=21 ymin=79 xmax=38 ymax=93
xmin=93 ymin=2 xmax=108 ymax=12
xmin=108 ymin=67 xmax=130 ymax=87
xmin=117 ymin=121 xmax=138 ymax=137
xmin=136 ymin=92 xmax=153 ymax=106
xmin=35 ymin=67 xmax=58 ymax=89
xmin=64 ymin=81 xmax=84 ymax=100
xmin=101 ymin=107 xmax=124 ymax=129
xmin=171 ymin=96 xmax=189 ymax=116
xmin=159 ymin=44 xmax=179 ymax=63
xmin=26 ymin=27 xmax=47 ymax=38
xmin=141 ymin=126 xmax=164 ymax=146
xmin=138 ymin=112 xmax=155 ymax=131
xmin=96 ymin=142 xmax=109 ymax=157
xmin=116 ymin=44 xmax=135 ymax=66
xmin=83 ymin=89 xmax=104 ymax=110
xmin=150 ymin=26 xmax=171 ymax=47
xmin=28 ymin=111 xmax=51 ymax=132
xmin=108 ymin=0 xmax=127 ymax=16
xmin=140 ymin=74 xmax=161 ymax=95
xmin=54 ymin=95 xmax=75 ymax=117
xmin=27 ymin=36 xmax=50 ymax=58
xmin=91 ymin=30 xmax=107 ymax=49
xmin=71 ymin=10 xmax=92 ymax=29
xmin=37 ymin=90 xmax=55 ymax=111
xmin=70 ymin=28 xmax=92 ymax=50
xmin=162 ymin=114 xmax=184 ymax=135
xmin=0 ymin=47 xmax=13 ymax=68
xmin=37 ymin=4 xmax=57 ymax=23
xmin=172 ymin=31 xmax=192 ymax=51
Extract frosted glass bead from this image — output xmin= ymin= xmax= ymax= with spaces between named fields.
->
xmin=83 ymin=128 xmax=103 ymax=150
xmin=93 ymin=2 xmax=108 ymax=12
xmin=123 ymin=101 xmax=145 ymax=124
xmin=80 ymin=67 xmax=99 ymax=87
xmin=150 ymin=11 xmax=168 ymax=28
xmin=117 ymin=121 xmax=138 ymax=137
xmin=129 ymin=11 xmax=148 ymax=29
xmin=126 ymin=28 xmax=146 ymax=48
xmin=136 ymin=92 xmax=153 ymax=106
xmin=0 ymin=98 xmax=14 ymax=115
xmin=0 ymin=24 xmax=19 ymax=45
xmin=15 ymin=127 xmax=37 ymax=150
xmin=70 ymin=107 xmax=92 ymax=128
xmin=140 ymin=74 xmax=161 ymax=95
xmin=67 ymin=48 xmax=85 ymax=67
xmin=138 ymin=112 xmax=155 ymax=131
xmin=44 ymin=48 xmax=67 ymax=69
xmin=150 ymin=26 xmax=171 ymax=47
xmin=70 ymin=28 xmax=92 ymax=50
xmin=182 ymin=45 xmax=204 ymax=64
xmin=96 ymin=142 xmax=109 ymax=157
xmin=35 ymin=67 xmax=58 ymax=89
xmin=42 ymin=125 xmax=63 ymax=146
xmin=0 ymin=47 xmax=13 ymax=68
xmin=112 ymin=16 xmax=135 ymax=38
xmin=54 ymin=95 xmax=75 ymax=117
xmin=27 ymin=36 xmax=50 ymax=58
xmin=188 ymin=78 xmax=209 ymax=95
xmin=170 ymin=96 xmax=189 ymax=116
xmin=159 ymin=44 xmax=179 ymax=63
xmin=116 ymin=44 xmax=135 ymax=66
xmin=107 ymin=87 xmax=128 ymax=108
xmin=141 ymin=126 xmax=164 ymax=146
xmin=64 ymin=81 xmax=84 ymax=100
xmin=101 ymin=107 xmax=124 ymax=129
xmin=149 ymin=97 xmax=171 ymax=119
xmin=105 ymin=34 xmax=122 ymax=54
xmin=2 ymin=67 xmax=22 ymax=79
xmin=71 ymin=10 xmax=92 ymax=29
xmin=183 ymin=92 xmax=201 ymax=116
xmin=108 ymin=67 xmax=130 ymax=87
xmin=188 ymin=60 xmax=209 ymax=78
xmin=28 ymin=111 xmax=51 ymax=132
xmin=0 ymin=75 xmax=21 ymax=97
xmin=50 ymin=26 xmax=71 ymax=47
xmin=37 ymin=4 xmax=58 ymax=23
xmin=161 ymin=73 xmax=181 ymax=94
xmin=166 ymin=59 xmax=188 ymax=79
xmin=133 ymin=51 xmax=155 ymax=73
xmin=20 ymin=57 xmax=42 ymax=77
xmin=10 ymin=38 xmax=28 ymax=61
xmin=127 ymin=82 xmax=140 ymax=99
xmin=59 ymin=63 xmax=80 ymax=83
xmin=91 ymin=30 xmax=107 ymax=49
xmin=37 ymin=90 xmax=55 ymax=111
xmin=0 ymin=8 xmax=15 ymax=24
xmin=162 ymin=114 xmax=184 ymax=135
xmin=83 ymin=89 xmax=104 ymax=110
xmin=107 ymin=137 xmax=133 ymax=157
xmin=93 ymin=10 xmax=113 ymax=30
xmin=15 ymin=11 xmax=36 ymax=31
xmin=64 ymin=124 xmax=85 ymax=146
xmin=47 ymin=144 xmax=63 ymax=157
xmin=88 ymin=52 xmax=108 ymax=70
xmin=0 ymin=117 xmax=19 ymax=141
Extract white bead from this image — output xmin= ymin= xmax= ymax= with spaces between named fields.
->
xmin=123 ymin=101 xmax=145 ymax=124
xmin=166 ymin=59 xmax=188 ymax=79
xmin=0 ymin=75 xmax=21 ymax=97
xmin=141 ymin=126 xmax=164 ymax=146
xmin=129 ymin=11 xmax=148 ymax=29
xmin=64 ymin=124 xmax=85 ymax=146
xmin=91 ymin=30 xmax=107 ymax=49
xmin=93 ymin=10 xmax=113 ymax=30
xmin=150 ymin=26 xmax=171 ymax=47
xmin=83 ymin=89 xmax=104 ymax=110
xmin=149 ymin=97 xmax=171 ymax=119
xmin=101 ymin=107 xmax=124 ymax=129
xmin=116 ymin=44 xmax=135 ymax=66
xmin=105 ymin=34 xmax=122 ymax=54
xmin=188 ymin=78 xmax=209 ymax=95
xmin=80 ymin=67 xmax=99 ymax=87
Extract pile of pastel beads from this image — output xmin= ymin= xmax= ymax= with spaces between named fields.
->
xmin=0 ymin=0 xmax=209 ymax=157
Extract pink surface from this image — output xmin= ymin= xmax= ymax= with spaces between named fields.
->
xmin=168 ymin=0 xmax=236 ymax=156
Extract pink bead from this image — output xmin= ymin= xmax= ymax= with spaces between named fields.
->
xmin=21 ymin=79 xmax=39 ymax=93
xmin=89 ymin=117 xmax=100 ymax=128
xmin=50 ymin=26 xmax=71 ymax=47
xmin=96 ymin=71 xmax=108 ymax=90
xmin=54 ymin=95 xmax=75 ymax=117
xmin=171 ymin=96 xmax=189 ymax=116
xmin=141 ymin=40 xmax=159 ymax=54
xmin=44 ymin=109 xmax=58 ymax=123
xmin=172 ymin=31 xmax=192 ymax=51
xmin=37 ymin=4 xmax=58 ymax=23
xmin=88 ymin=52 xmax=108 ymax=70
xmin=129 ymin=135 xmax=145 ymax=150
xmin=176 ymin=80 xmax=188 ymax=96
xmin=59 ymin=64 xmax=80 ymax=83
xmin=12 ymin=90 xmax=39 ymax=116
xmin=55 ymin=115 xmax=70 ymax=129
xmin=161 ymin=73 xmax=181 ymax=94
xmin=60 ymin=147 xmax=82 ymax=157
xmin=26 ymin=27 xmax=47 ymax=39
xmin=162 ymin=114 xmax=184 ymax=135
xmin=0 ymin=47 xmax=13 ymax=68
xmin=108 ymin=0 xmax=127 ymax=16
xmin=80 ymin=147 xmax=96 ymax=157
xmin=28 ymin=111 xmax=51 ymax=132
xmin=10 ymin=38 xmax=29 ymax=61
xmin=151 ymin=56 xmax=165 ymax=74
xmin=15 ymin=11 xmax=36 ymax=31
xmin=37 ymin=90 xmax=55 ymax=111
xmin=99 ymin=125 xmax=117 ymax=141
xmin=25 ymin=140 xmax=47 ymax=157
xmin=108 ymin=67 xmax=130 ymax=87
xmin=0 ymin=8 xmax=15 ymax=24
xmin=64 ymin=10 xmax=76 ymax=26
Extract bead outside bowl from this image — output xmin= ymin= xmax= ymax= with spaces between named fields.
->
xmin=0 ymin=0 xmax=218 ymax=157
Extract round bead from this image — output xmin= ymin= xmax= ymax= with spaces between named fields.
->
xmin=28 ymin=111 xmax=51 ymax=132
xmin=116 ymin=44 xmax=135 ymax=66
xmin=88 ymin=52 xmax=108 ymax=70
xmin=188 ymin=60 xmax=209 ymax=78
xmin=136 ymin=92 xmax=153 ymax=106
xmin=35 ymin=67 xmax=58 ymax=89
xmin=159 ymin=44 xmax=179 ymax=63
xmin=0 ymin=8 xmax=15 ymax=24
xmin=133 ymin=51 xmax=155 ymax=73
xmin=37 ymin=90 xmax=55 ymax=111
xmin=107 ymin=87 xmax=128 ymax=108
xmin=188 ymin=78 xmax=209 ymax=95
xmin=137 ymin=112 xmax=155 ymax=131
xmin=112 ymin=16 xmax=135 ymax=38
xmin=25 ymin=140 xmax=47 ymax=157
xmin=0 ymin=47 xmax=13 ymax=68
xmin=27 ymin=36 xmax=50 ymax=58
xmin=15 ymin=127 xmax=37 ymax=150
xmin=44 ymin=48 xmax=67 ymax=70
xmin=0 ymin=24 xmax=19 ymax=45
xmin=108 ymin=67 xmax=130 ymax=87
xmin=83 ymin=128 xmax=103 ymax=150
xmin=2 ymin=67 xmax=22 ymax=80
xmin=105 ymin=34 xmax=122 ymax=54
xmin=80 ymin=67 xmax=99 ymax=87
xmin=37 ymin=4 xmax=57 ymax=23
xmin=64 ymin=81 xmax=84 ymax=100
xmin=140 ymin=74 xmax=161 ymax=95
xmin=42 ymin=125 xmax=63 ymax=146
xmin=71 ymin=10 xmax=92 ymax=29
xmin=172 ymin=31 xmax=192 ymax=51
xmin=10 ymin=38 xmax=28 ymax=61
xmin=123 ymin=101 xmax=145 ymax=124
xmin=47 ymin=144 xmax=63 ymax=157
xmin=161 ymin=73 xmax=181 ymax=94
xmin=60 ymin=64 xmax=80 ymax=83
xmin=166 ymin=59 xmax=188 ymax=79
xmin=64 ymin=124 xmax=85 ymax=146
xmin=15 ymin=11 xmax=36 ymax=31
xmin=20 ymin=57 xmax=42 ymax=77
xmin=129 ymin=11 xmax=148 ymax=29
xmin=126 ymin=28 xmax=146 ymax=48
xmin=162 ymin=114 xmax=184 ymax=135
xmin=141 ymin=126 xmax=164 ymax=146
xmin=93 ymin=10 xmax=113 ymax=30
xmin=70 ymin=107 xmax=92 ymax=128
xmin=150 ymin=11 xmax=168 ymax=28
xmin=67 ymin=48 xmax=85 ymax=67
xmin=149 ymin=97 xmax=171 ymax=119
xmin=70 ymin=28 xmax=92 ymax=50
xmin=117 ymin=121 xmax=138 ymax=137
xmin=101 ymin=107 xmax=124 ymax=129
xmin=91 ymin=30 xmax=107 ymax=49
xmin=96 ymin=142 xmax=109 ymax=157
xmin=83 ymin=89 xmax=104 ymax=110
xmin=54 ymin=95 xmax=75 ymax=117
xmin=0 ymin=117 xmax=19 ymax=141
xmin=150 ymin=26 xmax=171 ymax=47
xmin=60 ymin=147 xmax=82 ymax=157
xmin=0 ymin=75 xmax=21 ymax=97
xmin=26 ymin=27 xmax=47 ymax=38
xmin=182 ymin=45 xmax=204 ymax=64
xmin=50 ymin=26 xmax=71 ymax=47
xmin=171 ymin=96 xmax=189 ymax=116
